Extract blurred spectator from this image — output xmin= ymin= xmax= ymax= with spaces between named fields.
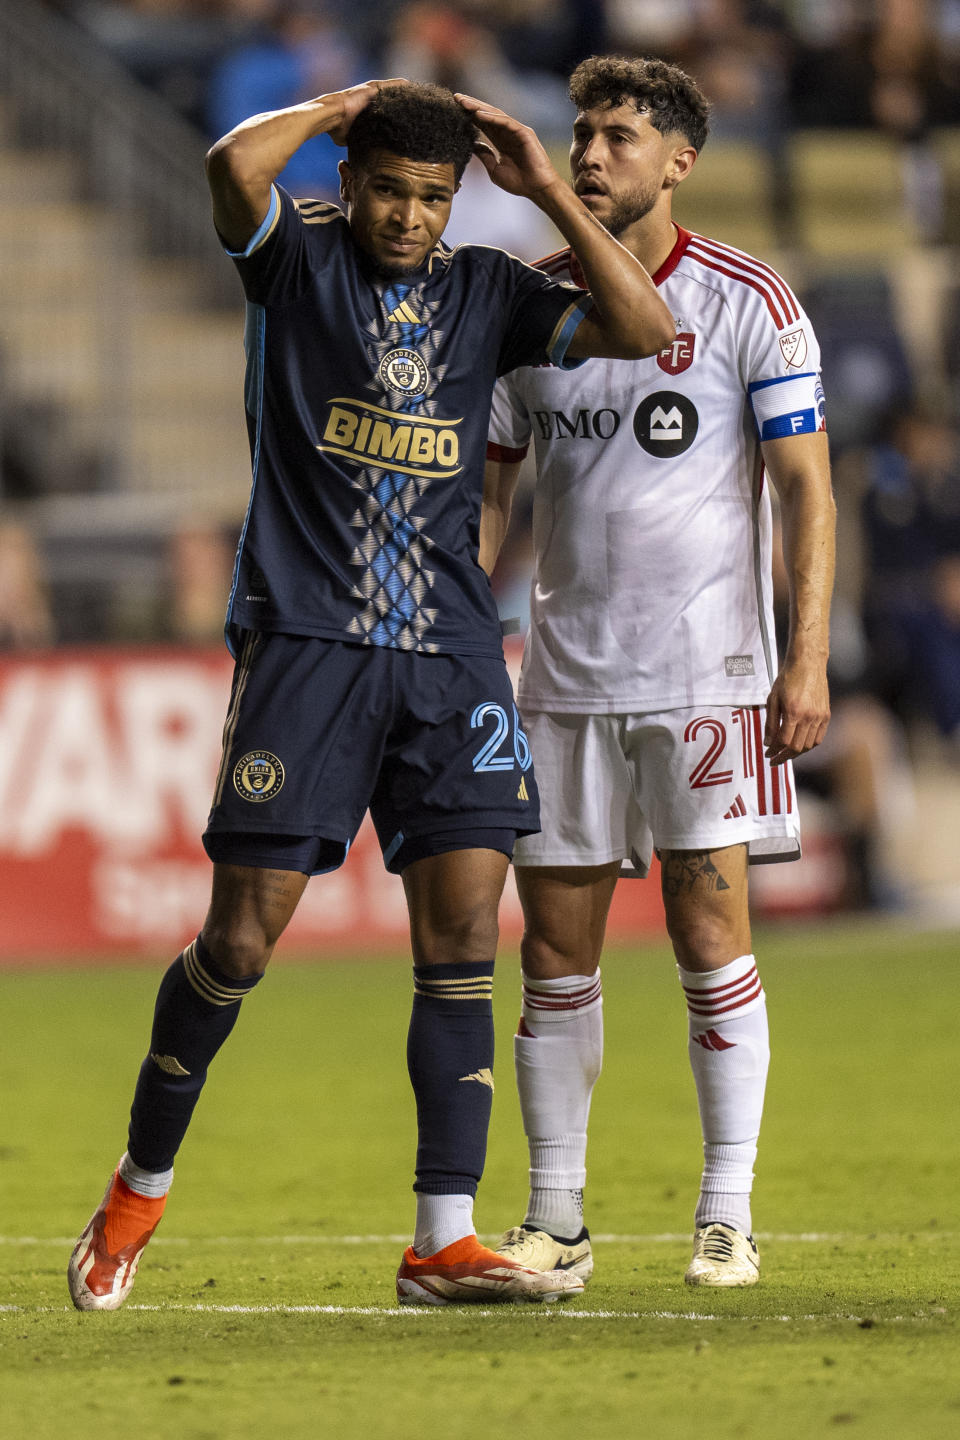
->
xmin=482 ymin=0 xmax=607 ymax=84
xmin=859 ymin=407 xmax=960 ymax=727
xmin=786 ymin=0 xmax=875 ymax=127
xmin=771 ymin=511 xmax=914 ymax=911
xmin=683 ymin=0 xmax=796 ymax=236
xmin=0 ymin=522 xmax=55 ymax=648
xmin=803 ymin=272 xmax=916 ymax=451
xmin=686 ymin=0 xmax=792 ymax=147
xmin=799 ymin=585 xmax=916 ymax=910
xmin=604 ymin=0 xmax=699 ymax=57
xmin=900 ymin=552 xmax=960 ymax=748
xmin=206 ymin=1 xmax=367 ymax=199
xmin=946 ymin=282 xmax=960 ymax=413
xmin=868 ymin=0 xmax=947 ymax=241
xmin=792 ymin=678 xmax=915 ymax=910
xmin=381 ymin=1 xmax=570 ymax=138
xmin=60 ymin=0 xmax=246 ymax=128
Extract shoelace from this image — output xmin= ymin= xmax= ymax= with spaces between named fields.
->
xmin=699 ymin=1228 xmax=736 ymax=1262
xmin=500 ymin=1229 xmax=537 ymax=1255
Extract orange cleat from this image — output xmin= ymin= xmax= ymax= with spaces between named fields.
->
xmin=68 ymin=1167 xmax=168 ymax=1311
xmin=396 ymin=1233 xmax=584 ymax=1305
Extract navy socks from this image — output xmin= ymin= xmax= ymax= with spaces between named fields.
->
xmin=127 ymin=935 xmax=261 ymax=1172
xmin=407 ymin=962 xmax=495 ymax=1196
xmin=129 ymin=946 xmax=494 ymax=1196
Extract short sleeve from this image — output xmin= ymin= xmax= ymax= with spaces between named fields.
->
xmin=496 ymin=256 xmax=593 ymax=377
xmin=740 ymin=287 xmax=827 ymax=439
xmin=487 ymin=372 xmax=532 ymax=459
xmin=221 ymin=185 xmax=346 ymax=307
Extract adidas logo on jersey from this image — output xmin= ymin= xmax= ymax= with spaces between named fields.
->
xmin=387 ymin=298 xmax=421 ymax=326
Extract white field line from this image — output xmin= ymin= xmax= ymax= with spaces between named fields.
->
xmin=1 ymin=1231 xmax=951 ymax=1247
xmin=0 ymin=1303 xmax=937 ymax=1323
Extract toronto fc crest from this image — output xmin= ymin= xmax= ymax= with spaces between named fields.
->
xmin=657 ymin=332 xmax=696 ymax=375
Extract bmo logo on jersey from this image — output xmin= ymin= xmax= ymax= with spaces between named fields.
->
xmin=657 ymin=332 xmax=696 ymax=374
xmin=633 ymin=391 xmax=700 ymax=457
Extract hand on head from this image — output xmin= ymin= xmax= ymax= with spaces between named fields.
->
xmin=454 ymin=93 xmax=558 ymax=198
xmin=326 ymin=78 xmax=408 ymax=145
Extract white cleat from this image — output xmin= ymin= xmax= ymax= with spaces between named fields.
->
xmin=496 ymin=1225 xmax=594 ymax=1283
xmin=684 ymin=1222 xmax=760 ymax=1287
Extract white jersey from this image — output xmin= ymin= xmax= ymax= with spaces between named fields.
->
xmin=488 ymin=226 xmax=826 ymax=713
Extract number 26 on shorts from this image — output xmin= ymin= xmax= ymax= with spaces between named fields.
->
xmin=470 ymin=702 xmax=532 ymax=773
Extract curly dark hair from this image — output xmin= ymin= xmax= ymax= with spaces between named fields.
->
xmin=346 ymin=83 xmax=477 ymax=183
xmin=569 ymin=56 xmax=710 ymax=153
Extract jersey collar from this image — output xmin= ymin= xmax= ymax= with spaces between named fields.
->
xmin=567 ymin=224 xmax=693 ymax=291
xmin=651 ymin=225 xmax=692 ymax=285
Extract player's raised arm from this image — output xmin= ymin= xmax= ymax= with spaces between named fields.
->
xmin=455 ymin=93 xmax=675 ymax=360
xmin=204 ymin=79 xmax=404 ymax=251
xmin=762 ymin=430 xmax=836 ymax=765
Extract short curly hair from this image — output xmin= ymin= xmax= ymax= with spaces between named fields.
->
xmin=346 ymin=83 xmax=477 ymax=183
xmin=570 ymin=56 xmax=710 ymax=153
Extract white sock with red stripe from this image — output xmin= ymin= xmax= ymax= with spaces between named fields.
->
xmin=515 ymin=969 xmax=603 ymax=1239
xmin=679 ymin=953 xmax=769 ymax=1235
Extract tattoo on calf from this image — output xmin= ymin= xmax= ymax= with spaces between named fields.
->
xmin=662 ymin=853 xmax=731 ymax=896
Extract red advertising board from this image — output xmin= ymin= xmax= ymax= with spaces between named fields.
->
xmin=0 ymin=644 xmax=667 ymax=962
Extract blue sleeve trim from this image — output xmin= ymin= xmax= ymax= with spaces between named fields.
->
xmin=760 ymin=408 xmax=817 ymax=439
xmin=224 ymin=302 xmax=266 ymax=639
xmin=748 ymin=371 xmax=816 ymax=394
xmin=550 ymin=298 xmax=594 ymax=370
xmin=224 ymin=186 xmax=280 ymax=259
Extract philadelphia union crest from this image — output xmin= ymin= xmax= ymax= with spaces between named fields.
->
xmin=233 ymin=750 xmax=285 ymax=802
xmin=379 ymin=347 xmax=429 ymax=398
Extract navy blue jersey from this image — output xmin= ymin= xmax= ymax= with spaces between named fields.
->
xmin=222 ymin=185 xmax=591 ymax=657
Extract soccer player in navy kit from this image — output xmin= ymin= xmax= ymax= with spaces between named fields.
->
xmin=67 ymin=79 xmax=675 ymax=1309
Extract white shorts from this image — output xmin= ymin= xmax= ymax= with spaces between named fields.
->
xmin=514 ymin=706 xmax=801 ymax=876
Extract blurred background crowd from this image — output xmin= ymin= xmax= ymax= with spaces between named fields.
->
xmin=1 ymin=0 xmax=959 ymax=916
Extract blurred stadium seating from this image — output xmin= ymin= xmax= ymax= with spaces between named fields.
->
xmin=1 ymin=0 xmax=959 ymax=944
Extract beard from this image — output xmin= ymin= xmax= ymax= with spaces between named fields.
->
xmin=355 ymin=240 xmax=428 ymax=280
xmin=369 ymin=255 xmax=424 ymax=279
xmin=584 ymin=180 xmax=661 ymax=238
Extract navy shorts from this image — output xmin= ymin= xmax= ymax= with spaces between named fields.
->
xmin=203 ymin=631 xmax=539 ymax=875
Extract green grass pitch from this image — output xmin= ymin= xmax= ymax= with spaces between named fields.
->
xmin=1 ymin=920 xmax=957 ymax=1439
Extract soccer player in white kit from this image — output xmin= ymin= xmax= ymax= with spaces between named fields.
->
xmin=483 ymin=56 xmax=836 ymax=1286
